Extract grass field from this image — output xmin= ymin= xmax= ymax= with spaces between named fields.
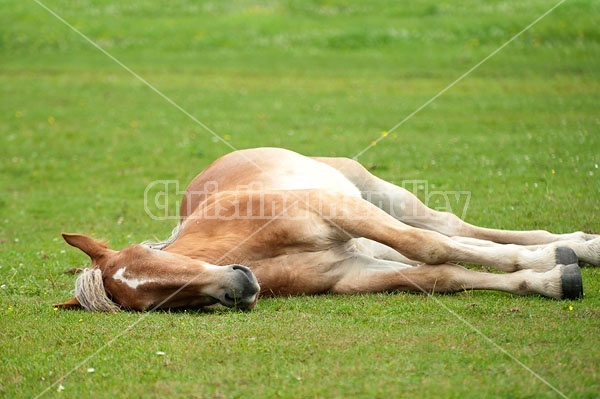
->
xmin=1 ymin=0 xmax=599 ymax=398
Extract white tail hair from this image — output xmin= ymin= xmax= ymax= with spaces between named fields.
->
xmin=75 ymin=268 xmax=120 ymax=312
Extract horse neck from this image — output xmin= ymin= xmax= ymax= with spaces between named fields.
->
xmin=164 ymin=233 xmax=246 ymax=266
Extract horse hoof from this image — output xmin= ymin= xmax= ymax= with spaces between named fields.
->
xmin=560 ymin=263 xmax=583 ymax=300
xmin=555 ymin=246 xmax=577 ymax=266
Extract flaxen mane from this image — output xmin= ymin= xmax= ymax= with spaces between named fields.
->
xmin=74 ymin=268 xmax=120 ymax=312
xmin=142 ymin=223 xmax=184 ymax=250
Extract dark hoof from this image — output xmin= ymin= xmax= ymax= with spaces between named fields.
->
xmin=555 ymin=247 xmax=577 ymax=265
xmin=560 ymin=263 xmax=583 ymax=300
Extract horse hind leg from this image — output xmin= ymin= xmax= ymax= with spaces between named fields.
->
xmin=352 ymin=238 xmax=420 ymax=265
xmin=316 ymin=156 xmax=598 ymax=246
xmin=323 ymin=191 xmax=590 ymax=273
xmin=451 ymin=236 xmax=600 ymax=268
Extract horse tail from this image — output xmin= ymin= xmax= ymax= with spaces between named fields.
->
xmin=75 ymin=268 xmax=120 ymax=312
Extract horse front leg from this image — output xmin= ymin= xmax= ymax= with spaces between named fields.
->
xmin=330 ymin=255 xmax=582 ymax=300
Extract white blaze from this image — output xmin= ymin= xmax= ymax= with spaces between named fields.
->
xmin=113 ymin=267 xmax=148 ymax=289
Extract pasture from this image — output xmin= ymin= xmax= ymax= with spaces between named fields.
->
xmin=1 ymin=0 xmax=599 ymax=398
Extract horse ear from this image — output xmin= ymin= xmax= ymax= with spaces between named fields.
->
xmin=62 ymin=232 xmax=113 ymax=260
xmin=53 ymin=297 xmax=83 ymax=310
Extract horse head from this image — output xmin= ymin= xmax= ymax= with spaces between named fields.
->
xmin=55 ymin=233 xmax=260 ymax=311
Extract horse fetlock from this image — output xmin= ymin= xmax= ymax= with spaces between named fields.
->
xmin=527 ymin=263 xmax=582 ymax=300
xmin=575 ymin=237 xmax=600 ymax=266
xmin=557 ymin=231 xmax=590 ymax=243
xmin=516 ymin=246 xmax=556 ymax=272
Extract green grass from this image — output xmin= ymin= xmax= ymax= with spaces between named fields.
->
xmin=1 ymin=0 xmax=599 ymax=398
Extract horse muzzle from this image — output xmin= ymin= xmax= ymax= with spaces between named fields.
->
xmin=217 ymin=265 xmax=260 ymax=310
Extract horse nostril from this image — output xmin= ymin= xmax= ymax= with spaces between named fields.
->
xmin=231 ymin=265 xmax=256 ymax=281
xmin=232 ymin=264 xmax=250 ymax=273
xmin=219 ymin=264 xmax=260 ymax=309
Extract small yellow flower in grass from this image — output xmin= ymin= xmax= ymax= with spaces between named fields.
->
xmin=551 ymin=169 xmax=556 ymax=175
xmin=381 ymin=131 xmax=388 ymax=137
xmin=53 ymin=307 xmax=59 ymax=312
xmin=48 ymin=116 xmax=55 ymax=125
xmin=370 ymin=140 xmax=377 ymax=147
xmin=180 ymin=321 xmax=185 ymax=326
xmin=568 ymin=305 xmax=573 ymax=311
xmin=79 ymin=318 xmax=83 ymax=322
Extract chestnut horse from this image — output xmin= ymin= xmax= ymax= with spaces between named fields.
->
xmin=57 ymin=148 xmax=599 ymax=311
